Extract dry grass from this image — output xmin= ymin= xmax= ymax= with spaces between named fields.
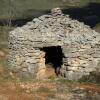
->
xmin=0 ymin=79 xmax=100 ymax=100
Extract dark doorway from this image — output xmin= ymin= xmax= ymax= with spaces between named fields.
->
xmin=40 ymin=46 xmax=63 ymax=75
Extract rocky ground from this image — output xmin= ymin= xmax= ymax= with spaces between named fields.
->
xmin=0 ymin=79 xmax=100 ymax=100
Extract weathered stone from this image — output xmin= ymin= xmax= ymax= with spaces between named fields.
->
xmin=8 ymin=8 xmax=100 ymax=80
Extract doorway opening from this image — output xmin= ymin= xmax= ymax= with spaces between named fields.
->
xmin=40 ymin=46 xmax=63 ymax=76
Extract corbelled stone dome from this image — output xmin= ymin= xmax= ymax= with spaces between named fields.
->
xmin=10 ymin=8 xmax=99 ymax=45
xmin=8 ymin=8 xmax=100 ymax=80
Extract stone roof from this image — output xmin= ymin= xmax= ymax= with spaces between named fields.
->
xmin=8 ymin=8 xmax=100 ymax=80
xmin=9 ymin=8 xmax=100 ymax=44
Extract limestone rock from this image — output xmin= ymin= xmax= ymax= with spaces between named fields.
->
xmin=8 ymin=8 xmax=100 ymax=80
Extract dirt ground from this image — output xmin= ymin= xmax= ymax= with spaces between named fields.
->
xmin=0 ymin=79 xmax=100 ymax=100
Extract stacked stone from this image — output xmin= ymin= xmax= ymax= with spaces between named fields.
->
xmin=8 ymin=8 xmax=100 ymax=80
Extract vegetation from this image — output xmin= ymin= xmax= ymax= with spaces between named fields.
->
xmin=0 ymin=0 xmax=100 ymax=20
xmin=36 ymin=86 xmax=51 ymax=93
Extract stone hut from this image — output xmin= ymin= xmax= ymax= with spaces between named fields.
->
xmin=8 ymin=8 xmax=100 ymax=80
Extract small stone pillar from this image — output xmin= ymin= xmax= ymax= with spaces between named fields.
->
xmin=51 ymin=7 xmax=63 ymax=16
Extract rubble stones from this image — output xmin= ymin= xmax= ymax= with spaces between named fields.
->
xmin=8 ymin=8 xmax=100 ymax=80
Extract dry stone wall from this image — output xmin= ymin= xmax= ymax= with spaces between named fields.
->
xmin=8 ymin=8 xmax=100 ymax=80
